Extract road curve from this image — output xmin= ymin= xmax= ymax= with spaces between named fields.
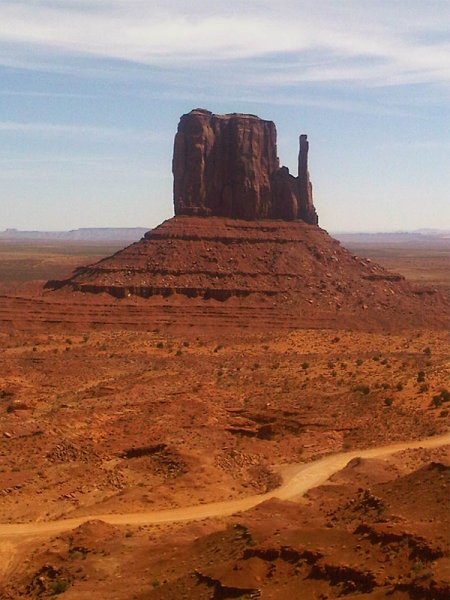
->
xmin=1 ymin=433 xmax=448 ymax=541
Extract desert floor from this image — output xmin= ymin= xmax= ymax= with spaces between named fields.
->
xmin=0 ymin=236 xmax=448 ymax=599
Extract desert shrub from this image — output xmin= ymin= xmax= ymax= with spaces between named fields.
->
xmin=380 ymin=358 xmax=388 ymax=365
xmin=355 ymin=358 xmax=363 ymax=366
xmin=156 ymin=342 xmax=163 ymax=349
xmin=182 ymin=341 xmax=189 ymax=347
xmin=272 ymin=362 xmax=279 ymax=369
xmin=253 ymin=362 xmax=260 ymax=369
xmin=411 ymin=560 xmax=424 ymax=574
xmin=331 ymin=336 xmax=340 ymax=343
xmin=301 ymin=361 xmax=309 ymax=370
xmin=440 ymin=389 xmax=450 ymax=402
xmin=175 ymin=349 xmax=182 ymax=356
xmin=417 ymin=371 xmax=425 ymax=382
xmin=50 ymin=579 xmax=70 ymax=595
xmin=354 ymin=385 xmax=370 ymax=395
xmin=327 ymin=361 xmax=335 ymax=369
xmin=382 ymin=383 xmax=390 ymax=390
xmin=372 ymin=355 xmax=380 ymax=361
xmin=431 ymin=389 xmax=450 ymax=408
xmin=419 ymin=383 xmax=429 ymax=393
xmin=423 ymin=346 xmax=431 ymax=356
xmin=431 ymin=395 xmax=442 ymax=408
xmin=396 ymin=383 xmax=404 ymax=391
xmin=384 ymin=397 xmax=393 ymax=406
xmin=331 ymin=370 xmax=337 ymax=378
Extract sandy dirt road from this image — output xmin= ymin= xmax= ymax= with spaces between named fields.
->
xmin=0 ymin=433 xmax=448 ymax=543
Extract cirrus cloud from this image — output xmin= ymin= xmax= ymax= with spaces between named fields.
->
xmin=0 ymin=0 xmax=449 ymax=88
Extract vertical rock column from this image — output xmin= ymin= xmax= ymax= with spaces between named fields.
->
xmin=173 ymin=109 xmax=215 ymax=216
xmin=297 ymin=135 xmax=318 ymax=225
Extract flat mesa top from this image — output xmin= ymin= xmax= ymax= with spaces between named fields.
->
xmin=189 ymin=108 xmax=268 ymax=122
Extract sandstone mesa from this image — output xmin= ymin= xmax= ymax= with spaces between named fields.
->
xmin=173 ymin=108 xmax=318 ymax=224
xmin=44 ymin=108 xmax=447 ymax=331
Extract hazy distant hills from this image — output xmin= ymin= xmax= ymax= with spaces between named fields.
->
xmin=333 ymin=229 xmax=450 ymax=246
xmin=0 ymin=227 xmax=449 ymax=245
xmin=0 ymin=228 xmax=149 ymax=242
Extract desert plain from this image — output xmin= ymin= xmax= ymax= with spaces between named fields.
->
xmin=0 ymin=231 xmax=448 ymax=600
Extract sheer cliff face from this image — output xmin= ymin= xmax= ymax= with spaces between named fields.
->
xmin=173 ymin=108 xmax=318 ymax=224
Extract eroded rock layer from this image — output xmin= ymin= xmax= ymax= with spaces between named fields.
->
xmin=173 ymin=108 xmax=318 ymax=224
xmin=44 ymin=216 xmax=447 ymax=330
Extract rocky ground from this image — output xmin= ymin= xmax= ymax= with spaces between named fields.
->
xmin=1 ymin=444 xmax=448 ymax=599
xmin=0 ymin=239 xmax=448 ymax=599
xmin=1 ymin=327 xmax=448 ymax=525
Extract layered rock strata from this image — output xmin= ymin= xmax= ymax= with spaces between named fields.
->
xmin=173 ymin=109 xmax=318 ymax=224
xmin=47 ymin=216 xmax=435 ymax=312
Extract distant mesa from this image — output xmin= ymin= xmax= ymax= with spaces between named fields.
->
xmin=0 ymin=228 xmax=148 ymax=242
xmin=173 ymin=108 xmax=318 ymax=224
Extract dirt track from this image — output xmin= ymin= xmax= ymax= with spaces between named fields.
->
xmin=1 ymin=433 xmax=448 ymax=541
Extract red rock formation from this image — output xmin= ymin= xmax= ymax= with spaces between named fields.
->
xmin=44 ymin=213 xmax=450 ymax=330
xmin=40 ymin=108 xmax=447 ymax=331
xmin=298 ymin=134 xmax=318 ymax=225
xmin=173 ymin=108 xmax=318 ymax=224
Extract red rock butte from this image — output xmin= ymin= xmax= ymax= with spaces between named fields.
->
xmin=173 ymin=108 xmax=318 ymax=224
xmin=44 ymin=109 xmax=447 ymax=330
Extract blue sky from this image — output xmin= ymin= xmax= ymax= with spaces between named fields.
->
xmin=0 ymin=0 xmax=449 ymax=232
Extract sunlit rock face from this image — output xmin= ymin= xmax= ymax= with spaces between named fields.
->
xmin=172 ymin=108 xmax=318 ymax=224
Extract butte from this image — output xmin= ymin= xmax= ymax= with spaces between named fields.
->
xmin=46 ymin=108 xmax=446 ymax=331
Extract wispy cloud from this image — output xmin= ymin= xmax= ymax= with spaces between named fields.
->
xmin=0 ymin=157 xmax=171 ymax=180
xmin=0 ymin=120 xmax=167 ymax=142
xmin=0 ymin=155 xmax=134 ymax=163
xmin=0 ymin=90 xmax=96 ymax=98
xmin=0 ymin=1 xmax=449 ymax=88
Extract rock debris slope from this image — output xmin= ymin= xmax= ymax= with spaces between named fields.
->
xmin=46 ymin=109 xmax=446 ymax=329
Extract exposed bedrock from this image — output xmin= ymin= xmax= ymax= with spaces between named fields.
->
xmin=173 ymin=108 xmax=318 ymax=224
